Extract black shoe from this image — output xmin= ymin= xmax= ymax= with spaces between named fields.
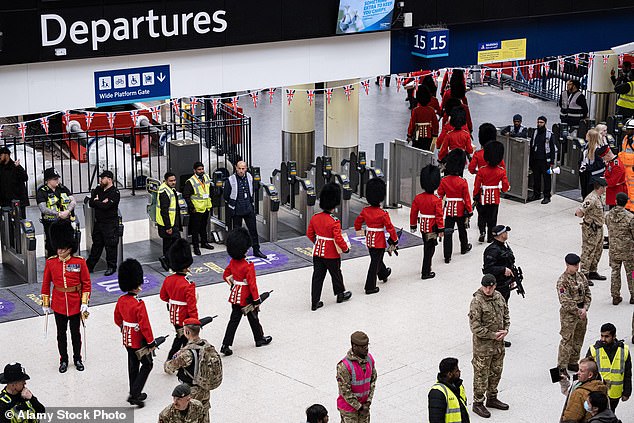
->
xmin=588 ymin=272 xmax=607 ymax=281
xmin=104 ymin=267 xmax=116 ymax=276
xmin=472 ymin=402 xmax=491 ymax=418
xmin=444 ymin=257 xmax=451 ymax=264
xmin=504 ymin=340 xmax=511 ymax=348
xmin=530 ymin=194 xmax=542 ymax=202
xmin=461 ymin=244 xmax=473 ymax=254
xmin=421 ymin=272 xmax=436 ymax=279
xmin=220 ymin=345 xmax=233 ymax=356
xmin=159 ymin=256 xmax=170 ymax=272
xmin=74 ymin=360 xmax=84 ymax=371
xmin=311 ymin=301 xmax=324 ymax=311
xmin=380 ymin=268 xmax=391 ymax=283
xmin=485 ymin=398 xmax=509 ymax=410
xmin=193 ymin=246 xmax=201 ymax=256
xmin=603 ymin=241 xmax=609 ymax=249
xmin=255 ymin=336 xmax=272 ymax=347
xmin=59 ymin=361 xmax=68 ymax=373
xmin=588 ymin=279 xmax=594 ymax=286
xmin=137 ymin=393 xmax=147 ymax=401
xmin=365 ymin=287 xmax=380 ymax=295
xmin=336 ymin=291 xmax=352 ymax=303
xmin=127 ymin=395 xmax=145 ymax=408
xmin=478 ymin=233 xmax=485 ymax=243
xmin=201 ymin=243 xmax=215 ymax=250
xmin=253 ymin=249 xmax=267 ymax=259
xmin=541 ymin=197 xmax=551 ymax=204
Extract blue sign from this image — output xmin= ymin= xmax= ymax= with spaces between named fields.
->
xmin=0 ymin=297 xmax=16 ymax=317
xmin=232 ymin=250 xmax=289 ymax=271
xmin=93 ymin=274 xmax=161 ymax=294
xmin=478 ymin=41 xmax=501 ymax=51
xmin=94 ymin=64 xmax=171 ymax=107
xmin=412 ymin=28 xmax=449 ymax=59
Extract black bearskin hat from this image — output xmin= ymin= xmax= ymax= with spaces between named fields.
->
xmin=168 ymin=238 xmax=193 ymax=272
xmin=226 ymin=227 xmax=252 ymax=260
xmin=319 ymin=182 xmax=341 ymax=211
xmin=478 ymin=123 xmax=498 ymax=147
xmin=50 ymin=220 xmax=78 ymax=254
xmin=365 ymin=178 xmax=386 ymax=207
xmin=419 ymin=164 xmax=441 ymax=193
xmin=483 ymin=141 xmax=505 ymax=167
xmin=445 ymin=149 xmax=466 ymax=176
xmin=118 ymin=259 xmax=144 ymax=292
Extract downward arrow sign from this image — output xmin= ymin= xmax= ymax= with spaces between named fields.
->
xmin=157 ymin=73 xmax=166 ymax=82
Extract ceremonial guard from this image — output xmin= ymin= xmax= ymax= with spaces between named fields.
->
xmin=307 ymin=183 xmax=352 ymax=311
xmin=473 ymin=141 xmax=509 ymax=243
xmin=437 ymin=108 xmax=474 ymax=163
xmin=438 ymin=149 xmax=472 ymax=263
xmin=86 ymin=170 xmax=120 ymax=276
xmin=182 ymin=161 xmax=214 ymax=256
xmin=353 ymin=178 xmax=397 ymax=295
xmin=41 ymin=220 xmax=91 ymax=373
xmin=410 ymin=164 xmax=444 ymax=279
xmin=557 ymin=253 xmax=592 ymax=373
xmin=36 ymin=167 xmax=76 ymax=258
xmin=159 ymin=238 xmax=198 ymax=360
xmin=220 ymin=227 xmax=272 ymax=356
xmin=468 ymin=123 xmax=505 ymax=175
xmin=575 ymin=177 xmax=607 ymax=283
xmin=113 ymin=259 xmax=155 ymax=408
xmin=157 ymin=172 xmax=182 ymax=267
xmin=158 ymin=384 xmax=206 ymax=423
xmin=605 ymin=192 xmax=634 ymax=305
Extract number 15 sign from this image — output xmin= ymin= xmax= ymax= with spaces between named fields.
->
xmin=411 ymin=28 xmax=449 ymax=59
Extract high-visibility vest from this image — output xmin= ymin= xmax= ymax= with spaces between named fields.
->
xmin=337 ymin=354 xmax=374 ymax=413
xmin=41 ymin=186 xmax=73 ymax=221
xmin=619 ymin=136 xmax=634 ymax=212
xmin=590 ymin=343 xmax=630 ymax=399
xmin=187 ymin=173 xmax=212 ymax=212
xmin=430 ymin=382 xmax=468 ymax=423
xmin=156 ymin=182 xmax=177 ymax=227
xmin=616 ymin=81 xmax=634 ymax=110
xmin=0 ymin=388 xmax=38 ymax=422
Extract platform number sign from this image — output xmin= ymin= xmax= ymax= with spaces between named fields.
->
xmin=412 ymin=28 xmax=449 ymax=59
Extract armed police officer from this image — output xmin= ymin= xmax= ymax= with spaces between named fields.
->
xmin=86 ymin=170 xmax=120 ymax=276
xmin=182 ymin=162 xmax=214 ymax=256
xmin=36 ymin=168 xmax=76 ymax=258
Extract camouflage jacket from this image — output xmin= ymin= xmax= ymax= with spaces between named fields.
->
xmin=605 ymin=206 xmax=634 ymax=260
xmin=578 ymin=191 xmax=605 ymax=226
xmin=158 ymin=399 xmax=206 ymax=423
xmin=557 ymin=271 xmax=591 ymax=315
xmin=336 ymin=349 xmax=377 ymax=411
xmin=469 ymin=289 xmax=510 ymax=355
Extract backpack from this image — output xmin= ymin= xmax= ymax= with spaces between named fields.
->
xmin=182 ymin=340 xmax=223 ymax=391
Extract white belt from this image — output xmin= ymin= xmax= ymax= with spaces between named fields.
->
xmin=122 ymin=321 xmax=138 ymax=328
xmin=445 ymin=198 xmax=463 ymax=202
xmin=316 ymin=235 xmax=334 ymax=241
xmin=233 ymin=280 xmax=247 ymax=286
xmin=169 ymin=299 xmax=187 ymax=306
xmin=482 ymin=184 xmax=501 ymax=190
xmin=365 ymin=227 xmax=385 ymax=232
xmin=418 ymin=214 xmax=435 ymax=218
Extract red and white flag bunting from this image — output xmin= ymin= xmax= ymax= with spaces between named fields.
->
xmin=378 ymin=76 xmax=384 ymax=90
xmin=396 ymin=75 xmax=403 ymax=92
xmin=285 ymin=89 xmax=295 ymax=106
xmin=528 ymin=64 xmax=534 ymax=79
xmin=63 ymin=110 xmax=71 ymax=125
xmin=231 ymin=96 xmax=239 ymax=111
xmin=172 ymin=100 xmax=180 ymax=116
xmin=619 ymin=54 xmax=624 ymax=67
xmin=249 ymin=91 xmax=259 ymax=108
xmin=543 ymin=62 xmax=550 ymax=74
xmin=307 ymin=89 xmax=315 ymax=106
xmin=40 ymin=117 xmax=50 ymax=134
xmin=151 ymin=106 xmax=160 ymax=122
xmin=190 ymin=96 xmax=199 ymax=111
xmin=344 ymin=85 xmax=353 ymax=101
xmin=480 ymin=69 xmax=485 ymax=84
xmin=107 ymin=112 xmax=116 ymax=129
xmin=512 ymin=67 xmax=518 ymax=80
xmin=85 ymin=112 xmax=95 ymax=129
xmin=447 ymin=68 xmax=453 ymax=80
xmin=361 ymin=80 xmax=370 ymax=95
xmin=559 ymin=57 xmax=565 ymax=69
xmin=588 ymin=53 xmax=595 ymax=67
xmin=325 ymin=88 xmax=333 ymax=104
xmin=211 ymin=98 xmax=220 ymax=115
xmin=268 ymin=88 xmax=276 ymax=104
xmin=602 ymin=55 xmax=609 ymax=67
xmin=18 ymin=122 xmax=27 ymax=140
xmin=130 ymin=110 xmax=139 ymax=126
xmin=464 ymin=68 xmax=470 ymax=81
xmin=574 ymin=54 xmax=580 ymax=68
xmin=496 ymin=71 xmax=502 ymax=84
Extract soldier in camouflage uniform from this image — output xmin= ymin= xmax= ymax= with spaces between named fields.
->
xmin=158 ymin=384 xmax=206 ymax=423
xmin=605 ymin=192 xmax=634 ymax=305
xmin=557 ymin=253 xmax=592 ymax=373
xmin=469 ymin=274 xmax=510 ymax=418
xmin=575 ymin=176 xmax=608 ymax=284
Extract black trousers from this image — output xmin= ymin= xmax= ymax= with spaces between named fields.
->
xmin=54 ymin=312 xmax=81 ymax=363
xmin=126 ymin=347 xmax=153 ymax=398
xmin=167 ymin=325 xmax=187 ymax=360
xmin=610 ymin=397 xmax=620 ymax=412
xmin=498 ymin=286 xmax=511 ymax=303
xmin=421 ymin=237 xmax=437 ymax=276
xmin=365 ymin=248 xmax=389 ymax=291
xmin=616 ymin=105 xmax=634 ymax=119
xmin=311 ymin=257 xmax=346 ymax=306
xmin=43 ymin=220 xmax=55 ymax=258
xmin=477 ymin=204 xmax=499 ymax=241
xmin=443 ymin=216 xmax=468 ymax=259
xmin=158 ymin=226 xmax=181 ymax=257
xmin=231 ymin=211 xmax=260 ymax=250
xmin=530 ymin=159 xmax=552 ymax=198
xmin=87 ymin=221 xmax=118 ymax=270
xmin=189 ymin=210 xmax=210 ymax=247
xmin=222 ymin=304 xmax=264 ymax=346
xmin=412 ymin=138 xmax=433 ymax=151
xmin=579 ymin=171 xmax=591 ymax=200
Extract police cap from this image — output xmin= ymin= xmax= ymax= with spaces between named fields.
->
xmin=491 ymin=225 xmax=511 ymax=236
xmin=43 ymin=167 xmax=60 ymax=180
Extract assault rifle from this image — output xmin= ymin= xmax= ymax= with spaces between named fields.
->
xmin=175 ymin=315 xmax=218 ymax=337
xmin=387 ymin=228 xmax=404 ymax=257
xmin=136 ymin=335 xmax=169 ymax=360
xmin=510 ymin=266 xmax=525 ymax=298
xmin=242 ymin=291 xmax=273 ymax=315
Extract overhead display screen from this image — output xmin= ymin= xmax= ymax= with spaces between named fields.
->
xmin=336 ymin=0 xmax=395 ymax=34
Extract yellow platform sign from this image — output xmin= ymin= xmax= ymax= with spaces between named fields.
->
xmin=477 ymin=38 xmax=526 ymax=65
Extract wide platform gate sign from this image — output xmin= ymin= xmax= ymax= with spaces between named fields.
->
xmin=94 ymin=64 xmax=171 ymax=107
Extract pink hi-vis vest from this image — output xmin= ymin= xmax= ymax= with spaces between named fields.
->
xmin=337 ymin=353 xmax=375 ymax=413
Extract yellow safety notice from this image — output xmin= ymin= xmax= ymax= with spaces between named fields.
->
xmin=477 ymin=38 xmax=527 ymax=65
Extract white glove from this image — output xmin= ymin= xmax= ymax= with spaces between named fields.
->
xmin=42 ymin=306 xmax=51 ymax=314
xmin=80 ymin=304 xmax=89 ymax=313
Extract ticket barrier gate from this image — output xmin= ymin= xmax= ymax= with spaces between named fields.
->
xmin=556 ymin=124 xmax=584 ymax=193
xmin=607 ymin=115 xmax=625 ymax=150
xmin=496 ymin=133 xmax=531 ymax=202
xmin=256 ymin=183 xmax=280 ymax=242
xmin=208 ymin=169 xmax=230 ymax=244
xmin=307 ymin=156 xmax=353 ymax=229
xmin=341 ymin=151 xmax=385 ymax=199
xmin=0 ymin=200 xmax=36 ymax=285
xmin=146 ymin=178 xmax=190 ymax=247
xmin=272 ymin=161 xmax=317 ymax=234
xmin=82 ymin=198 xmax=124 ymax=269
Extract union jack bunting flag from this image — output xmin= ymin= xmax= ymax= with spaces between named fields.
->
xmin=378 ymin=76 xmax=384 ymax=90
xmin=107 ymin=112 xmax=116 ymax=129
xmin=249 ymin=91 xmax=259 ymax=108
xmin=527 ymin=64 xmax=534 ymax=79
xmin=18 ymin=122 xmax=27 ymax=141
xmin=602 ymin=55 xmax=609 ymax=67
xmin=130 ymin=110 xmax=139 ymax=126
xmin=212 ymin=98 xmax=220 ymax=115
xmin=190 ymin=96 xmax=199 ymax=113
xmin=395 ymin=75 xmax=403 ymax=92
xmin=85 ymin=112 xmax=95 ymax=129
xmin=231 ymin=96 xmax=239 ymax=111
xmin=286 ymin=89 xmax=295 ymax=106
xmin=543 ymin=62 xmax=550 ymax=74
xmin=512 ymin=67 xmax=518 ymax=80
xmin=268 ymin=88 xmax=276 ymax=104
xmin=619 ymin=54 xmax=624 ymax=67
xmin=496 ymin=70 xmax=502 ymax=85
xmin=307 ymin=89 xmax=315 ymax=106
xmin=361 ymin=80 xmax=370 ymax=95
xmin=63 ymin=110 xmax=71 ymax=125
xmin=172 ymin=100 xmax=180 ymax=116
xmin=588 ymin=53 xmax=595 ymax=67
xmin=40 ymin=117 xmax=50 ymax=134
xmin=558 ymin=57 xmax=565 ymax=69
xmin=151 ymin=106 xmax=160 ymax=122
xmin=325 ymin=88 xmax=333 ymax=104
xmin=344 ymin=85 xmax=352 ymax=101
xmin=574 ymin=54 xmax=580 ymax=68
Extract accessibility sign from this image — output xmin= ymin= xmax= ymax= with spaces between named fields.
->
xmin=94 ymin=64 xmax=171 ymax=107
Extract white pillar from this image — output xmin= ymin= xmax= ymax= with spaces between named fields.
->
xmin=324 ymin=79 xmax=360 ymax=173
xmin=587 ymin=50 xmax=619 ymax=122
xmin=282 ymin=84 xmax=316 ymax=177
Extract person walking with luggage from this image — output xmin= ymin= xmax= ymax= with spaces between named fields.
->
xmin=86 ymin=170 xmax=120 ymax=276
xmin=575 ymin=177 xmax=608 ymax=284
xmin=473 ymin=141 xmax=509 ymax=243
xmin=182 ymin=162 xmax=215 ymax=256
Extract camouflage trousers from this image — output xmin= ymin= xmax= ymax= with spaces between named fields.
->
xmin=339 ymin=410 xmax=370 ymax=423
xmin=610 ymin=257 xmax=634 ymax=300
xmin=472 ymin=350 xmax=505 ymax=403
xmin=191 ymin=385 xmax=210 ymax=423
xmin=558 ymin=310 xmax=587 ymax=368
xmin=580 ymin=225 xmax=603 ymax=274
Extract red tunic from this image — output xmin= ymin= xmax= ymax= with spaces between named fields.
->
xmin=223 ymin=258 xmax=260 ymax=306
xmin=438 ymin=176 xmax=473 ymax=217
xmin=438 ymin=128 xmax=473 ymax=161
xmin=159 ymin=274 xmax=198 ymax=326
xmin=441 ymin=89 xmax=469 ymax=110
xmin=410 ymin=192 xmax=444 ymax=233
xmin=473 ymin=165 xmax=510 ymax=205
xmin=307 ymin=212 xmax=349 ymax=259
xmin=604 ymin=157 xmax=627 ymax=206
xmin=407 ymin=105 xmax=439 ymax=139
xmin=441 ymin=104 xmax=473 ymax=133
xmin=429 ymin=97 xmax=441 ymax=116
xmin=114 ymin=293 xmax=154 ymax=349
xmin=41 ymin=255 xmax=91 ymax=316
xmin=468 ymin=149 xmax=506 ymax=175
xmin=354 ymin=206 xmax=398 ymax=249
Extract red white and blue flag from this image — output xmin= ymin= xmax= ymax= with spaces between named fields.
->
xmin=40 ymin=117 xmax=50 ymax=134
xmin=286 ymin=89 xmax=295 ymax=106
xmin=107 ymin=112 xmax=116 ymax=129
xmin=231 ymin=96 xmax=239 ymax=111
xmin=396 ymin=75 xmax=403 ymax=92
xmin=325 ymin=88 xmax=334 ymax=104
xmin=559 ymin=57 xmax=565 ymax=70
xmin=528 ymin=64 xmax=534 ymax=79
xmin=588 ymin=53 xmax=595 ymax=67
xmin=496 ymin=70 xmax=502 ymax=85
xmin=512 ymin=67 xmax=518 ymax=80
xmin=63 ymin=110 xmax=71 ymax=125
xmin=130 ymin=110 xmax=140 ymax=126
xmin=602 ymin=55 xmax=609 ymax=67
xmin=85 ymin=112 xmax=95 ymax=129
xmin=574 ymin=54 xmax=580 ymax=68
xmin=543 ymin=62 xmax=550 ymax=74
xmin=18 ymin=122 xmax=27 ymax=141
xmin=151 ymin=106 xmax=160 ymax=122
xmin=249 ymin=91 xmax=259 ymax=108
xmin=268 ymin=88 xmax=276 ymax=104
xmin=307 ymin=89 xmax=315 ymax=106
xmin=378 ymin=76 xmax=384 ymax=90
xmin=212 ymin=98 xmax=220 ymax=115
xmin=344 ymin=85 xmax=353 ymax=101
xmin=190 ymin=96 xmax=199 ymax=112
xmin=619 ymin=54 xmax=625 ymax=68
xmin=361 ymin=80 xmax=370 ymax=95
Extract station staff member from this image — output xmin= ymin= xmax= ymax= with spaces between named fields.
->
xmin=36 ymin=167 xmax=76 ymax=258
xmin=41 ymin=220 xmax=91 ymax=374
xmin=157 ymin=172 xmax=182 ymax=267
xmin=182 ymin=162 xmax=214 ymax=256
xmin=86 ymin=170 xmax=120 ymax=276
xmin=0 ymin=146 xmax=29 ymax=218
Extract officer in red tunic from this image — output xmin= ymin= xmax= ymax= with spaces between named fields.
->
xmin=307 ymin=183 xmax=352 ymax=311
xmin=597 ymin=144 xmax=628 ymax=249
xmin=41 ymin=220 xmax=91 ymax=373
xmin=473 ymin=141 xmax=510 ymax=243
xmin=410 ymin=165 xmax=444 ymax=279
xmin=159 ymin=238 xmax=198 ymax=360
xmin=468 ymin=123 xmax=506 ymax=175
xmin=220 ymin=227 xmax=272 ymax=356
xmin=437 ymin=108 xmax=473 ymax=163
xmin=114 ymin=259 xmax=155 ymax=407
xmin=354 ymin=178 xmax=398 ymax=295
xmin=438 ymin=149 xmax=473 ymax=264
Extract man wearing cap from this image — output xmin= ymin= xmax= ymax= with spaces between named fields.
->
xmin=86 ymin=170 xmax=120 ymax=276
xmin=0 ymin=146 xmax=29 ymax=219
xmin=158 ymin=384 xmax=206 ymax=423
xmin=469 ymin=274 xmax=510 ymax=418
xmin=605 ymin=192 xmax=634 ymax=305
xmin=336 ymin=331 xmax=377 ymax=423
xmin=36 ymin=167 xmax=76 ymax=258
xmin=165 ymin=318 xmax=222 ymax=423
xmin=529 ymin=116 xmax=557 ymax=204
xmin=0 ymin=363 xmax=45 ymax=421
xmin=182 ymin=162 xmax=214 ymax=256
xmin=575 ymin=177 xmax=608 ymax=282
xmin=557 ymin=253 xmax=592 ymax=373
xmin=500 ymin=114 xmax=528 ymax=138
